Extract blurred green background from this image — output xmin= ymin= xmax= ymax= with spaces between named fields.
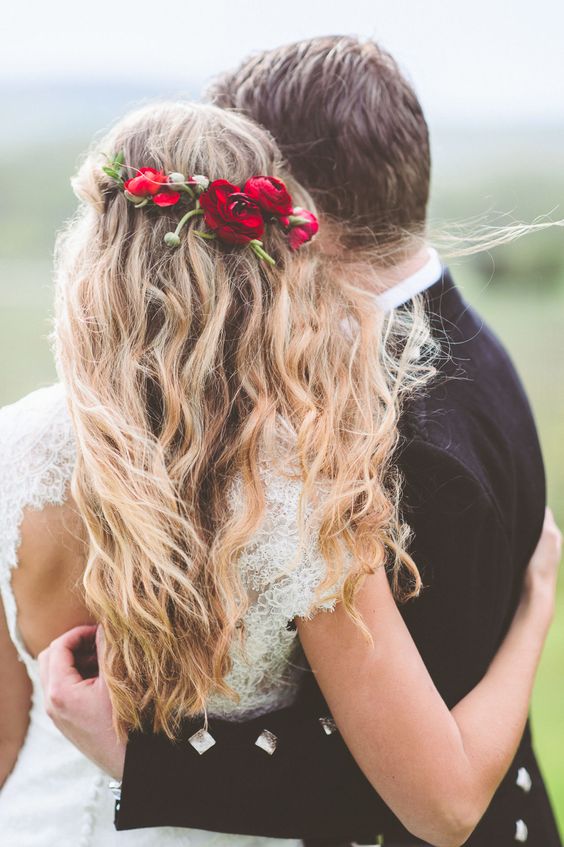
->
xmin=0 ymin=88 xmax=562 ymax=832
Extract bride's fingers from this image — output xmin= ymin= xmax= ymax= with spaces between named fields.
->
xmin=44 ymin=626 xmax=99 ymax=705
xmin=56 ymin=624 xmax=99 ymax=649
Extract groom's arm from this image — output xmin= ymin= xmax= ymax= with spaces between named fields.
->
xmin=116 ymin=440 xmax=512 ymax=841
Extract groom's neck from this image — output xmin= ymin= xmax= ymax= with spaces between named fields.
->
xmin=371 ymin=245 xmax=431 ymax=294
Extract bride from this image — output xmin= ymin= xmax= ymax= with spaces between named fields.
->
xmin=0 ymin=101 xmax=561 ymax=847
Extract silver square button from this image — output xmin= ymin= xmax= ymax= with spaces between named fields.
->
xmin=319 ymin=716 xmax=337 ymax=735
xmin=108 ymin=780 xmax=122 ymax=800
xmin=255 ymin=729 xmax=278 ymax=755
xmin=188 ymin=728 xmax=216 ymax=755
xmin=515 ymin=819 xmax=528 ymax=842
xmin=516 ymin=767 xmax=532 ymax=793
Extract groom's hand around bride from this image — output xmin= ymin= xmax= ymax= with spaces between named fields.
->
xmin=38 ymin=624 xmax=125 ymax=780
xmin=522 ymin=507 xmax=562 ymax=610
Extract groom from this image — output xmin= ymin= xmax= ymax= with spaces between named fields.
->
xmin=43 ymin=36 xmax=561 ymax=846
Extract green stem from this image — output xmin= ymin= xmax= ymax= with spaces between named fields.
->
xmin=288 ymin=214 xmax=309 ymax=226
xmin=250 ymin=239 xmax=276 ymax=266
xmin=179 ymin=184 xmax=196 ymax=200
xmin=174 ymin=207 xmax=204 ymax=237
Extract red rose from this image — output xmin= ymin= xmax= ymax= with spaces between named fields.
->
xmin=199 ymin=179 xmax=265 ymax=244
xmin=244 ymin=176 xmax=293 ymax=222
xmin=288 ymin=208 xmax=319 ymax=250
xmin=124 ymin=167 xmax=168 ymax=197
xmin=153 ymin=191 xmax=181 ymax=207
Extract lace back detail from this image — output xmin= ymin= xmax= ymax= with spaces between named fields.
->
xmin=206 ymin=466 xmax=340 ymax=719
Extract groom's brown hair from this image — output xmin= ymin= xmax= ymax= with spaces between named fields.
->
xmin=208 ymin=35 xmax=430 ymax=245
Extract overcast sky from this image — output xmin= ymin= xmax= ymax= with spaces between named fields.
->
xmin=4 ymin=0 xmax=564 ymax=124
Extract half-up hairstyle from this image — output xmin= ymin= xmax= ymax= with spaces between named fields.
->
xmin=52 ymin=101 xmax=435 ymax=739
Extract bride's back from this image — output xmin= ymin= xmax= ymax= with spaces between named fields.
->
xmin=13 ymin=497 xmax=89 ymax=657
xmin=0 ymin=383 xmax=86 ymax=668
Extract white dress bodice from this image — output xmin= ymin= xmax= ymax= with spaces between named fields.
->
xmin=0 ymin=383 xmax=339 ymax=847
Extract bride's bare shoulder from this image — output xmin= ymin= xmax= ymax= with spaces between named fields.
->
xmin=12 ymin=498 xmax=94 ymax=657
xmin=0 ymin=384 xmax=92 ymax=654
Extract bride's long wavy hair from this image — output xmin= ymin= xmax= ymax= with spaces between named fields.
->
xmin=53 ymin=102 xmax=435 ymax=738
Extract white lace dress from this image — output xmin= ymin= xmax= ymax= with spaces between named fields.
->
xmin=0 ymin=383 xmax=339 ymax=847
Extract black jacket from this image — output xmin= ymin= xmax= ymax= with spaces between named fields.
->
xmin=116 ymin=271 xmax=560 ymax=846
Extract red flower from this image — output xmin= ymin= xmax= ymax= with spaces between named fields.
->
xmin=244 ymin=176 xmax=293 ymax=223
xmin=124 ymin=167 xmax=168 ymax=197
xmin=153 ymin=191 xmax=181 ymax=207
xmin=199 ymin=179 xmax=265 ymax=244
xmin=288 ymin=208 xmax=319 ymax=250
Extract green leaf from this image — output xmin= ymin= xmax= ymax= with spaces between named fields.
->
xmin=102 ymin=166 xmax=120 ymax=180
xmin=113 ymin=151 xmax=125 ymax=167
xmin=250 ymin=240 xmax=276 ymax=266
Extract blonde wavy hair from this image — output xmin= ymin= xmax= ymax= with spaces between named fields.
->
xmin=53 ymin=101 xmax=436 ymax=739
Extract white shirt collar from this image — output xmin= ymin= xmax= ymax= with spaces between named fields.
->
xmin=373 ymin=247 xmax=443 ymax=313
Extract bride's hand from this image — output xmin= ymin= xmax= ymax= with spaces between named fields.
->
xmin=38 ymin=624 xmax=125 ymax=781
xmin=521 ymin=507 xmax=562 ymax=618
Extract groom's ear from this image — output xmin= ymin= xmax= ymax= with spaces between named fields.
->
xmin=207 ymin=35 xmax=430 ymax=244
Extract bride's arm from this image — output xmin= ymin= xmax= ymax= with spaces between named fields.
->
xmin=298 ymin=509 xmax=561 ymax=847
xmin=0 ymin=598 xmax=32 ymax=788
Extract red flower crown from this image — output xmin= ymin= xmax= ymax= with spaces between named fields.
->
xmin=103 ymin=152 xmax=319 ymax=266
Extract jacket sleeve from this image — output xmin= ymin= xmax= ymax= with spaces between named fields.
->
xmin=398 ymin=437 xmax=515 ymax=707
xmin=115 ymin=439 xmax=515 ymax=841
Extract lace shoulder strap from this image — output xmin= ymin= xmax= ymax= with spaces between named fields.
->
xmin=0 ymin=382 xmax=76 ymax=582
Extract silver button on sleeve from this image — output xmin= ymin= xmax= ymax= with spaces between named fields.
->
xmin=255 ymin=729 xmax=278 ymax=755
xmin=188 ymin=728 xmax=216 ymax=754
xmin=108 ymin=780 xmax=122 ymax=801
xmin=516 ymin=766 xmax=532 ymax=793
xmin=515 ymin=819 xmax=528 ymax=842
xmin=319 ymin=716 xmax=338 ymax=735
